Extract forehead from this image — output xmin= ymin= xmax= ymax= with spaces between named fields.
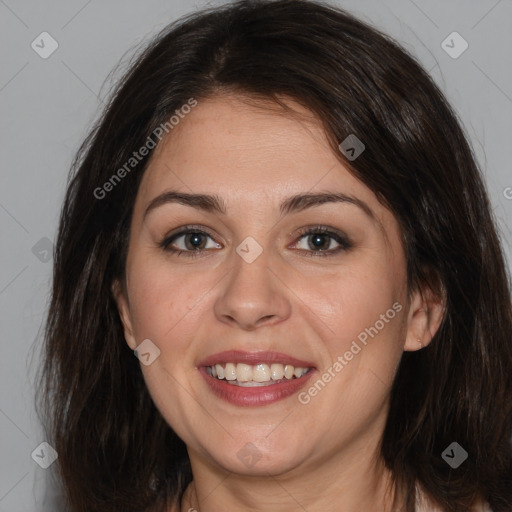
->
xmin=134 ymin=94 xmax=398 ymax=238
xmin=142 ymin=97 xmax=355 ymax=199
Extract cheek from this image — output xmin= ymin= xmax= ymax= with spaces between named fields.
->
xmin=302 ymin=264 xmax=405 ymax=423
xmin=329 ymin=266 xmax=406 ymax=400
xmin=124 ymin=256 xmax=185 ymax=337
xmin=307 ymin=260 xmax=403 ymax=349
xmin=125 ymin=254 xmax=218 ymax=353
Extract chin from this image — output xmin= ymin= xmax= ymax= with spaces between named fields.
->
xmin=205 ymin=433 xmax=311 ymax=476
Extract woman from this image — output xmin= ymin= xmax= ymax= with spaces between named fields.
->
xmin=37 ymin=1 xmax=512 ymax=510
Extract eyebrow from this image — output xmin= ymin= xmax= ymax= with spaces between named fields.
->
xmin=143 ymin=190 xmax=377 ymax=222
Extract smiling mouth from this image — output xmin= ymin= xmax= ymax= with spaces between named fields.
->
xmin=205 ymin=362 xmax=312 ymax=387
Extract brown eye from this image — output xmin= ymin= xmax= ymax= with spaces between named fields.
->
xmin=306 ymin=233 xmax=334 ymax=251
xmin=160 ymin=227 xmax=221 ymax=257
xmin=182 ymin=232 xmax=208 ymax=250
xmin=293 ymin=226 xmax=352 ymax=257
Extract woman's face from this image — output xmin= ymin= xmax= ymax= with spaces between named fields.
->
xmin=115 ymin=94 xmax=431 ymax=477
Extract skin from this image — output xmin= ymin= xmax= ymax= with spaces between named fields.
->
xmin=114 ymin=93 xmax=444 ymax=512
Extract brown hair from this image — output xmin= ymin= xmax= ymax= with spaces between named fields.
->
xmin=36 ymin=1 xmax=512 ymax=511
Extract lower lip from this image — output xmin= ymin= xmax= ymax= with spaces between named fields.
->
xmin=199 ymin=367 xmax=316 ymax=406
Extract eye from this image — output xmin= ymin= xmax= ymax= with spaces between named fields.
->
xmin=292 ymin=226 xmax=352 ymax=257
xmin=159 ymin=226 xmax=221 ymax=258
xmin=159 ymin=224 xmax=352 ymax=259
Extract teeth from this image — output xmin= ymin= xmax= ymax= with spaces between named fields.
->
xmin=236 ymin=363 xmax=253 ymax=382
xmin=206 ymin=362 xmax=310 ymax=383
xmin=253 ymin=364 xmax=270 ymax=382
xmin=271 ymin=363 xmax=284 ymax=380
xmin=215 ymin=364 xmax=225 ymax=379
xmin=294 ymin=366 xmax=305 ymax=378
xmin=224 ymin=362 xmax=237 ymax=381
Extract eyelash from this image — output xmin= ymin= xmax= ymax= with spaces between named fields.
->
xmin=158 ymin=224 xmax=353 ymax=259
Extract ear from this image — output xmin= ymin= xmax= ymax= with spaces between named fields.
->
xmin=403 ymin=281 xmax=445 ymax=352
xmin=112 ymin=279 xmax=137 ymax=351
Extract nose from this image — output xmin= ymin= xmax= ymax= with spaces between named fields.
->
xmin=213 ymin=247 xmax=291 ymax=330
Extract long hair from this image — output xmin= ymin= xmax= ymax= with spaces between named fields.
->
xmin=36 ymin=1 xmax=512 ymax=510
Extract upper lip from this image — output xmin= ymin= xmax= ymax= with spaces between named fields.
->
xmin=197 ymin=350 xmax=316 ymax=368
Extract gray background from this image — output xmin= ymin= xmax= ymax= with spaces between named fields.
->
xmin=1 ymin=0 xmax=511 ymax=510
